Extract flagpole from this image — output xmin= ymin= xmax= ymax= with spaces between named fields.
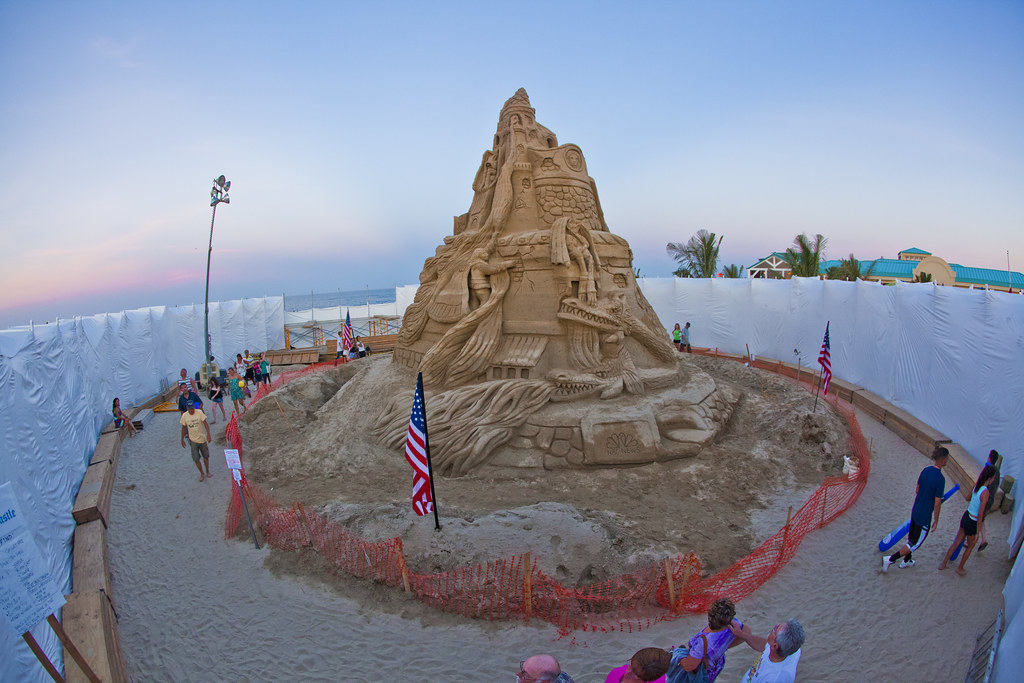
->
xmin=813 ymin=321 xmax=830 ymax=412
xmin=418 ymin=372 xmax=442 ymax=531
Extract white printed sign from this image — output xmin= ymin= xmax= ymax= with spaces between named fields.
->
xmin=0 ymin=482 xmax=65 ymax=634
xmin=224 ymin=449 xmax=242 ymax=470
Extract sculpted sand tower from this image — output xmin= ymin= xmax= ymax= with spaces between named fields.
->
xmin=375 ymin=89 xmax=736 ymax=474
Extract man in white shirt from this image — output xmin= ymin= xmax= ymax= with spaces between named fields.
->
xmin=730 ymin=618 xmax=804 ymax=682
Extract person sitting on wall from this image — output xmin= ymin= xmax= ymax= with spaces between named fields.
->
xmin=112 ymin=397 xmax=138 ymax=437
xmin=356 ymin=337 xmax=366 ymax=358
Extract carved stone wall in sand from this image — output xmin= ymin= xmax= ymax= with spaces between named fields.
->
xmin=376 ymin=89 xmax=737 ymax=474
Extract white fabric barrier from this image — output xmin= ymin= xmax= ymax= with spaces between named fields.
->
xmin=0 ymin=296 xmax=283 ymax=682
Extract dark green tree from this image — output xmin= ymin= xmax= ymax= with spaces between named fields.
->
xmin=782 ymin=233 xmax=828 ymax=278
xmin=913 ymin=272 xmax=933 ymax=283
xmin=667 ymin=229 xmax=723 ymax=278
xmin=722 ymin=264 xmax=745 ymax=278
xmin=826 ymin=254 xmax=876 ymax=281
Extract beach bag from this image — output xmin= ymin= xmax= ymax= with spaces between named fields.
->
xmin=665 ymin=634 xmax=709 ymax=683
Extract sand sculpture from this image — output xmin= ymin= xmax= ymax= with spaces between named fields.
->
xmin=375 ymin=89 xmax=737 ymax=474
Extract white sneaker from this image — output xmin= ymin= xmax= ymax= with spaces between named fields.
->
xmin=898 ymin=558 xmax=916 ymax=569
xmin=882 ymin=556 xmax=892 ymax=573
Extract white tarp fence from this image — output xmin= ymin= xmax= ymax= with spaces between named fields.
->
xmin=0 ymin=296 xmax=283 ymax=682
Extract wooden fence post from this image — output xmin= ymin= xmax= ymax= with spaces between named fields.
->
xmin=781 ymin=506 xmax=793 ymax=562
xmin=396 ymin=544 xmax=412 ymax=593
xmin=296 ymin=502 xmax=314 ymax=546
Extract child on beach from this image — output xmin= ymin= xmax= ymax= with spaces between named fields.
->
xmin=227 ymin=368 xmax=247 ymax=415
xmin=260 ymin=352 xmax=271 ymax=387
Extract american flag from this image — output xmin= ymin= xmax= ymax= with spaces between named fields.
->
xmin=818 ymin=321 xmax=832 ymax=394
xmin=404 ymin=373 xmax=434 ymax=516
xmin=342 ymin=310 xmax=353 ymax=353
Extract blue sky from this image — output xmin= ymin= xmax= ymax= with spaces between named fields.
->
xmin=1 ymin=1 xmax=1022 ymax=326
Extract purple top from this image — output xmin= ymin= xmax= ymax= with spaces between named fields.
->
xmin=603 ymin=664 xmax=666 ymax=683
xmin=687 ymin=619 xmax=742 ymax=683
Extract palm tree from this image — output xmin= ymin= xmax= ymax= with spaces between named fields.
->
xmin=722 ymin=264 xmax=745 ymax=278
xmin=913 ymin=272 xmax=933 ymax=283
xmin=666 ymin=229 xmax=723 ymax=278
xmin=826 ymin=254 xmax=876 ymax=281
xmin=782 ymin=233 xmax=828 ymax=278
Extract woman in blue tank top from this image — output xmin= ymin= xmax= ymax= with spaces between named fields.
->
xmin=938 ymin=464 xmax=996 ymax=576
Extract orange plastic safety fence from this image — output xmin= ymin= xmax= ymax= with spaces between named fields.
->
xmin=223 ymin=354 xmax=871 ymax=632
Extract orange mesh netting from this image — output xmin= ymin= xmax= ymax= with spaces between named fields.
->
xmin=223 ymin=353 xmax=869 ymax=633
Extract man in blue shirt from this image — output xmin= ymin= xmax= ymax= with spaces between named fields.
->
xmin=883 ymin=446 xmax=948 ymax=571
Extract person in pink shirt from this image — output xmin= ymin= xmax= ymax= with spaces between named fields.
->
xmin=604 ymin=647 xmax=671 ymax=682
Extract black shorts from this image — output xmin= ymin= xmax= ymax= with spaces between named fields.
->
xmin=244 ymin=368 xmax=254 ymax=381
xmin=907 ymin=521 xmax=930 ymax=552
xmin=960 ymin=511 xmax=978 ymax=537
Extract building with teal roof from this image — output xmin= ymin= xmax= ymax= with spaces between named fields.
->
xmin=749 ymin=248 xmax=1023 ymax=293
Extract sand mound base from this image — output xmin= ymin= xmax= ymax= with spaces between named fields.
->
xmin=237 ymin=354 xmax=849 ymax=587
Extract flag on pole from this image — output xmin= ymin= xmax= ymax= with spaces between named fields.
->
xmin=342 ymin=310 xmax=353 ymax=352
xmin=404 ymin=373 xmax=434 ymax=516
xmin=818 ymin=321 xmax=832 ymax=394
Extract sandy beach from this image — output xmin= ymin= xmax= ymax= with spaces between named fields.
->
xmin=108 ymin=400 xmax=1010 ymax=682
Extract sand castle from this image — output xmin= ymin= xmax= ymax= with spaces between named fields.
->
xmin=374 ymin=89 xmax=737 ymax=474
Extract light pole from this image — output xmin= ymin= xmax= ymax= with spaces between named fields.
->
xmin=203 ymin=175 xmax=230 ymax=386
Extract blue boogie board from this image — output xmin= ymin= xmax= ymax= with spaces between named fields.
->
xmin=950 ymin=538 xmax=967 ymax=561
xmin=878 ymin=484 xmax=960 ymax=552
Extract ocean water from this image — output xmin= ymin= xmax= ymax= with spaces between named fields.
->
xmin=283 ymin=288 xmax=396 ymax=312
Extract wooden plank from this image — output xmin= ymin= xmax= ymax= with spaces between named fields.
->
xmin=883 ymin=405 xmax=950 ymax=445
xmin=72 ymin=460 xmax=115 ymax=527
xmin=945 ymin=443 xmax=982 ymax=502
xmin=61 ymin=590 xmax=130 ymax=683
xmin=88 ymin=432 xmax=121 ymax=468
xmin=827 ymin=377 xmax=858 ymax=403
xmin=364 ymin=333 xmax=399 ymax=353
xmin=72 ymin=520 xmax=113 ymax=602
xmin=850 ymin=388 xmax=890 ymax=423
